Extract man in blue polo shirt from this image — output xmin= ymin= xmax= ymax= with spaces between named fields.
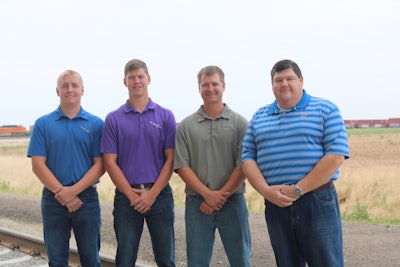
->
xmin=28 ymin=70 xmax=104 ymax=267
xmin=242 ymin=59 xmax=349 ymax=267
xmin=101 ymin=59 xmax=177 ymax=267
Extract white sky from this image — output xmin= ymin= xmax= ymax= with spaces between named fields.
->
xmin=1 ymin=0 xmax=399 ymax=128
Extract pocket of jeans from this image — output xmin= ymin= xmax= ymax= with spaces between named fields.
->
xmin=42 ymin=187 xmax=54 ymax=199
xmin=79 ymin=187 xmax=99 ymax=201
xmin=313 ymin=188 xmax=335 ymax=203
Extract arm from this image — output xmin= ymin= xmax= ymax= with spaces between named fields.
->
xmin=103 ymin=152 xmax=140 ymax=205
xmin=55 ymin=157 xmax=104 ymax=205
xmin=31 ymin=156 xmax=63 ymax=193
xmin=177 ymin=166 xmax=229 ymax=211
xmin=131 ymin=148 xmax=175 ymax=214
xmin=31 ymin=156 xmax=91 ymax=212
xmin=242 ymin=159 xmax=295 ymax=207
xmin=280 ymin=153 xmax=345 ymax=198
xmin=200 ymin=166 xmax=245 ymax=214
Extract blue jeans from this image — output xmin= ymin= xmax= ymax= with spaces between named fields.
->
xmin=265 ymin=184 xmax=344 ymax=267
xmin=113 ymin=184 xmax=175 ymax=267
xmin=41 ymin=186 xmax=101 ymax=267
xmin=185 ymin=194 xmax=251 ymax=267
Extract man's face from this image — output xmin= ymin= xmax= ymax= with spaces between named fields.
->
xmin=272 ymin=68 xmax=303 ymax=109
xmin=199 ymin=73 xmax=225 ymax=105
xmin=56 ymin=74 xmax=84 ymax=106
xmin=124 ymin=68 xmax=151 ymax=98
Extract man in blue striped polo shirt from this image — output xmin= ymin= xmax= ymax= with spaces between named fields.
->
xmin=242 ymin=59 xmax=349 ymax=267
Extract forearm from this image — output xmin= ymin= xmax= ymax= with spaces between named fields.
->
xmin=177 ymin=166 xmax=212 ymax=197
xmin=69 ymin=157 xmax=105 ymax=195
xmin=220 ymin=166 xmax=246 ymax=196
xmin=31 ymin=156 xmax=63 ymax=193
xmin=242 ymin=159 xmax=270 ymax=196
xmin=296 ymin=153 xmax=345 ymax=194
xmin=150 ymin=149 xmax=174 ymax=195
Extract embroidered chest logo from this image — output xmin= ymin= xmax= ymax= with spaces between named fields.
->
xmin=149 ymin=121 xmax=162 ymax=129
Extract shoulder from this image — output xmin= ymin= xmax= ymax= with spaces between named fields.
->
xmin=250 ymin=104 xmax=273 ymax=122
xmin=152 ymin=102 xmax=175 ymax=116
xmin=224 ymin=107 xmax=248 ymax=127
xmin=33 ymin=109 xmax=59 ymax=125
xmin=104 ymin=103 xmax=127 ymax=120
xmin=178 ymin=110 xmax=201 ymax=127
xmin=308 ymin=95 xmax=340 ymax=114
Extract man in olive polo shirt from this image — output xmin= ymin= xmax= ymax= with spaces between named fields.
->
xmin=174 ymin=65 xmax=251 ymax=267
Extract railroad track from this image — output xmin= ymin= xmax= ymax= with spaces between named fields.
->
xmin=0 ymin=227 xmax=116 ymax=267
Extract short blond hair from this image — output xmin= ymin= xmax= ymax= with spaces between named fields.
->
xmin=56 ymin=70 xmax=84 ymax=88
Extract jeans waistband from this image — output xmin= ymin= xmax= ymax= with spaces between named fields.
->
xmin=131 ymin=183 xmax=154 ymax=190
xmin=313 ymin=181 xmax=333 ymax=192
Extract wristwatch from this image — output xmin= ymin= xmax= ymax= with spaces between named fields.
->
xmin=293 ymin=183 xmax=303 ymax=197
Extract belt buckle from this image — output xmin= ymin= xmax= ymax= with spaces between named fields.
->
xmin=140 ymin=183 xmax=153 ymax=190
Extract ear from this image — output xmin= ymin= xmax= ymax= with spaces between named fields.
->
xmin=56 ymin=87 xmax=60 ymax=96
xmin=81 ymin=86 xmax=85 ymax=95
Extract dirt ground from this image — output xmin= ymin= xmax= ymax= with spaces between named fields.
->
xmin=0 ymin=192 xmax=399 ymax=267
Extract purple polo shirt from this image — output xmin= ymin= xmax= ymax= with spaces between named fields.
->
xmin=101 ymin=99 xmax=176 ymax=185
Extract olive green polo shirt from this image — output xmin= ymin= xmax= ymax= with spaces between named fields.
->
xmin=174 ymin=104 xmax=248 ymax=196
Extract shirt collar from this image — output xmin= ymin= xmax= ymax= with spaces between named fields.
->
xmin=123 ymin=98 xmax=156 ymax=113
xmin=268 ymin=89 xmax=311 ymax=115
xmin=55 ymin=106 xmax=87 ymax=120
xmin=197 ymin=103 xmax=231 ymax=122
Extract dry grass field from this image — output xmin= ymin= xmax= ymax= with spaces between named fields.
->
xmin=1 ymin=128 xmax=400 ymax=223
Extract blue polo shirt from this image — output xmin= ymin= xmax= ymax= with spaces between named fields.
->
xmin=242 ymin=90 xmax=349 ymax=185
xmin=27 ymin=107 xmax=104 ymax=186
xmin=101 ymin=99 xmax=177 ymax=185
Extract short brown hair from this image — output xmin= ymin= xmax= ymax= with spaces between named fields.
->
xmin=124 ymin=59 xmax=149 ymax=77
xmin=197 ymin=65 xmax=225 ymax=85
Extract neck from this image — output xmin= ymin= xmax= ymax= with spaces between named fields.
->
xmin=60 ymin=104 xmax=81 ymax=119
xmin=129 ymin=97 xmax=149 ymax=112
xmin=203 ymin=102 xmax=224 ymax=119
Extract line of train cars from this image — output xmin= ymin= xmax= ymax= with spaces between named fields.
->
xmin=0 ymin=125 xmax=31 ymax=137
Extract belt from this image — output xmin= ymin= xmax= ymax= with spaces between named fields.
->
xmin=131 ymin=183 xmax=154 ymax=190
xmin=313 ymin=181 xmax=332 ymax=192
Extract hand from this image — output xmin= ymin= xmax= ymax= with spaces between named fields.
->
xmin=280 ymin=184 xmax=300 ymax=200
xmin=203 ymin=190 xmax=229 ymax=210
xmin=200 ymin=201 xmax=216 ymax=215
xmin=65 ymin=196 xmax=83 ymax=213
xmin=264 ymin=185 xmax=296 ymax=208
xmin=131 ymin=188 xmax=156 ymax=214
xmin=55 ymin=186 xmax=77 ymax=206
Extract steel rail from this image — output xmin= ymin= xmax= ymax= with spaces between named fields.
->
xmin=0 ymin=227 xmax=150 ymax=267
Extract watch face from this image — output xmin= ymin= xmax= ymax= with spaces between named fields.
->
xmin=294 ymin=184 xmax=303 ymax=196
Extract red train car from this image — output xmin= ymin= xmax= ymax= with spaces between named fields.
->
xmin=344 ymin=118 xmax=400 ymax=128
xmin=0 ymin=125 xmax=30 ymax=137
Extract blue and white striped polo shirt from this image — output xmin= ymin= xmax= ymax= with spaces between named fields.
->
xmin=242 ymin=90 xmax=349 ymax=185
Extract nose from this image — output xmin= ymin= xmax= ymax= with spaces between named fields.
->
xmin=281 ymin=79 xmax=289 ymax=86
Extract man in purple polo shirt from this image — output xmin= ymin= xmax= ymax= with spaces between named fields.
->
xmin=101 ymin=59 xmax=177 ymax=267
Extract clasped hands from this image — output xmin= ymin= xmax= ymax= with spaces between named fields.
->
xmin=201 ymin=191 xmax=230 ymax=215
xmin=266 ymin=184 xmax=298 ymax=208
xmin=130 ymin=188 xmax=156 ymax=214
xmin=54 ymin=187 xmax=83 ymax=213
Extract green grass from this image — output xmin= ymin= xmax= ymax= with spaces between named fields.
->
xmin=341 ymin=201 xmax=400 ymax=225
xmin=347 ymin=127 xmax=400 ymax=136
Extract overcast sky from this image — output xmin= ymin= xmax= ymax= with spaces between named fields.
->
xmin=1 ymin=0 xmax=399 ymax=128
